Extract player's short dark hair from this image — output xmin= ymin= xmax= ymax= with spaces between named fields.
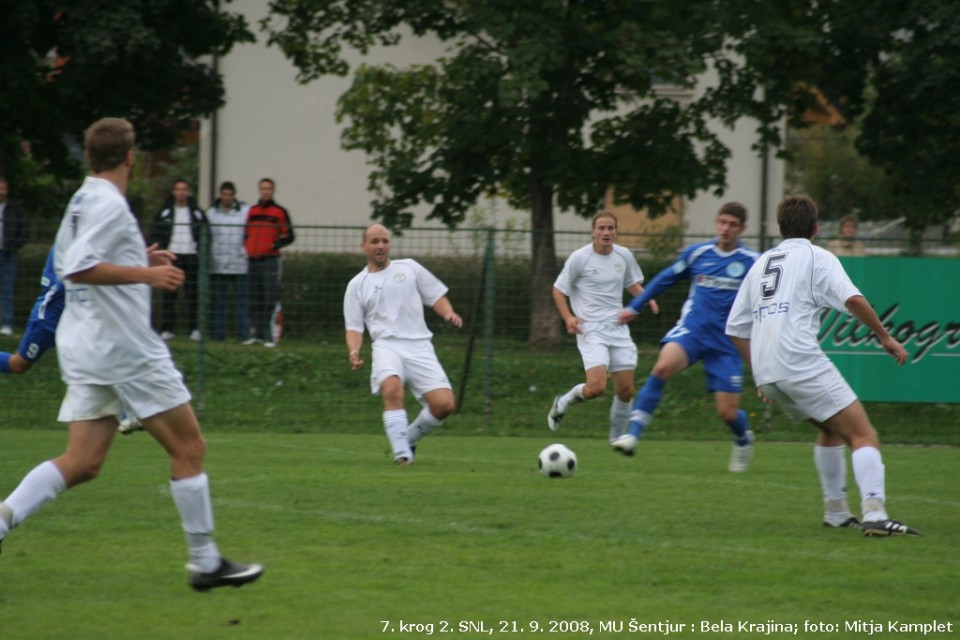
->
xmin=592 ymin=210 xmax=618 ymax=228
xmin=84 ymin=118 xmax=135 ymax=174
xmin=219 ymin=181 xmax=236 ymax=193
xmin=259 ymin=177 xmax=275 ymax=188
xmin=717 ymin=202 xmax=747 ymax=224
xmin=777 ymin=195 xmax=819 ymax=239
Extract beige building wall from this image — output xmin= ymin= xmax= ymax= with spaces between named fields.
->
xmin=201 ymin=0 xmax=783 ymax=251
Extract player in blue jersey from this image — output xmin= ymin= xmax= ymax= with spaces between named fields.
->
xmin=614 ymin=202 xmax=759 ymax=471
xmin=0 ymin=247 xmax=62 ymax=375
xmin=0 ymin=246 xmax=142 ymax=434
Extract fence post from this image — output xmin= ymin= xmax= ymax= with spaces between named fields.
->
xmin=196 ymin=224 xmax=208 ymax=417
xmin=483 ymin=228 xmax=495 ymax=425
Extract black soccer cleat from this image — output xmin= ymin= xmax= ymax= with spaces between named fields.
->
xmin=823 ymin=517 xmax=861 ymax=529
xmin=861 ymin=519 xmax=920 ymax=537
xmin=189 ymin=558 xmax=264 ymax=592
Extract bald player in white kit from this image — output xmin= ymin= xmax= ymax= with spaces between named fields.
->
xmin=344 ymin=223 xmax=462 ymax=465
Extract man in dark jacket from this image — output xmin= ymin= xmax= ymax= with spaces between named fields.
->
xmin=243 ymin=177 xmax=294 ymax=347
xmin=149 ymin=179 xmax=209 ymax=341
xmin=0 ymin=177 xmax=30 ymax=336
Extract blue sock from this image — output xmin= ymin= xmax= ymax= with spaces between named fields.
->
xmin=0 ymin=352 xmax=11 ymax=373
xmin=727 ymin=409 xmax=750 ymax=445
xmin=628 ymin=375 xmax=666 ymax=437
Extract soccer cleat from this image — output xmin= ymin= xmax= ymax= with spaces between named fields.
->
xmin=189 ymin=330 xmax=202 ymax=342
xmin=395 ymin=457 xmax=414 ymax=467
xmin=861 ymin=519 xmax=920 ymax=537
xmin=547 ymin=396 xmax=564 ymax=432
xmin=188 ymin=558 xmax=264 ymax=592
xmin=728 ymin=430 xmax=755 ymax=473
xmin=160 ymin=331 xmax=175 ymax=341
xmin=118 ymin=416 xmax=144 ymax=435
xmin=823 ymin=516 xmax=861 ymax=529
xmin=611 ymin=433 xmax=638 ymax=457
xmin=263 ymin=341 xmax=277 ymax=348
xmin=242 ymin=337 xmax=262 ymax=346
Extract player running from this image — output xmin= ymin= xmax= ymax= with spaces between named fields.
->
xmin=615 ymin=202 xmax=759 ymax=471
xmin=727 ymin=195 xmax=918 ymax=536
xmin=0 ymin=245 xmax=142 ymax=434
xmin=547 ymin=211 xmax=658 ymax=444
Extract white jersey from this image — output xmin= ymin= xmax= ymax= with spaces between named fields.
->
xmin=54 ymin=177 xmax=171 ymax=384
xmin=344 ymin=258 xmax=448 ymax=342
xmin=726 ymin=237 xmax=861 ymax=384
xmin=554 ymin=243 xmax=644 ymax=326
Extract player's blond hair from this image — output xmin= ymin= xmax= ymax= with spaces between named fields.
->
xmin=592 ymin=210 xmax=618 ymax=228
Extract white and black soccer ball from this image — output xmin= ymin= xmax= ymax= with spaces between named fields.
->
xmin=538 ymin=443 xmax=578 ymax=478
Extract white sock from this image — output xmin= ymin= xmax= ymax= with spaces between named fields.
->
xmin=609 ymin=396 xmax=633 ymax=443
xmin=851 ymin=447 xmax=888 ymax=521
xmin=383 ymin=409 xmax=413 ymax=460
xmin=408 ymin=407 xmax=443 ymax=445
xmin=2 ymin=460 xmax=67 ymax=535
xmin=170 ymin=473 xmax=220 ymax=573
xmin=815 ymin=445 xmax=853 ymax=523
xmin=558 ymin=383 xmax=586 ymax=413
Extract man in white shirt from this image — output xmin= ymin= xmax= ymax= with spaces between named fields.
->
xmin=0 ymin=118 xmax=264 ymax=588
xmin=149 ymin=179 xmax=209 ymax=341
xmin=726 ymin=194 xmax=918 ymax=537
xmin=548 ymin=211 xmax=657 ymax=443
xmin=344 ymin=223 xmax=463 ymax=464
xmin=206 ymin=181 xmax=250 ymax=341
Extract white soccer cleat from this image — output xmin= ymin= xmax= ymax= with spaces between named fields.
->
xmin=118 ymin=416 xmax=144 ymax=435
xmin=611 ymin=433 xmax=638 ymax=457
xmin=728 ymin=429 xmax=755 ymax=472
xmin=547 ymin=395 xmax=564 ymax=432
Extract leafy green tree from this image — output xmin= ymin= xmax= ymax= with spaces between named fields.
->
xmin=0 ymin=0 xmax=253 ymax=212
xmin=722 ymin=0 xmax=960 ymax=254
xmin=262 ymin=0 xmax=794 ymax=343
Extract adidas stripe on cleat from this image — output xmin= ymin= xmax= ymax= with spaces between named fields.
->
xmin=861 ymin=519 xmax=920 ymax=537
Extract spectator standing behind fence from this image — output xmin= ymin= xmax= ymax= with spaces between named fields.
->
xmin=149 ymin=179 xmax=209 ymax=341
xmin=0 ymin=117 xmax=264 ymax=589
xmin=0 ymin=177 xmax=30 ymax=336
xmin=826 ymin=214 xmax=867 ymax=257
xmin=206 ymin=181 xmax=249 ymax=341
xmin=726 ymin=194 xmax=918 ymax=536
xmin=548 ymin=211 xmax=659 ymax=444
xmin=244 ymin=178 xmax=294 ymax=347
xmin=344 ymin=223 xmax=462 ymax=465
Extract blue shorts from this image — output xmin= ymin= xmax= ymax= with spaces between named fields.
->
xmin=662 ymin=328 xmax=743 ymax=393
xmin=17 ymin=319 xmax=57 ymax=364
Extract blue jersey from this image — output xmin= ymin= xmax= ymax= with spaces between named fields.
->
xmin=629 ymin=240 xmax=758 ymax=354
xmin=29 ymin=246 xmax=65 ymax=330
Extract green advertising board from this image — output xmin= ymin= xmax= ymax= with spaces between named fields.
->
xmin=821 ymin=257 xmax=960 ymax=403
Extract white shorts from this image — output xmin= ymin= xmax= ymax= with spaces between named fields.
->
xmin=576 ymin=324 xmax=637 ymax=373
xmin=371 ymin=338 xmax=451 ymax=401
xmin=58 ymin=359 xmax=191 ymax=423
xmin=759 ymin=365 xmax=857 ymax=424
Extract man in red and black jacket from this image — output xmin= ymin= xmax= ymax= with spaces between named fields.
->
xmin=243 ymin=178 xmax=294 ymax=346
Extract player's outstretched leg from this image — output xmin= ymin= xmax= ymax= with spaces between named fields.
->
xmin=548 ymin=383 xmax=585 ymax=432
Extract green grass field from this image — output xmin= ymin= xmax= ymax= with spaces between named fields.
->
xmin=1 ymin=430 xmax=957 ymax=640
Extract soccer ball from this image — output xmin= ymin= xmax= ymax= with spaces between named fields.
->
xmin=538 ymin=443 xmax=578 ymax=478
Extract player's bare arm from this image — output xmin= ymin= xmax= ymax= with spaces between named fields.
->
xmin=432 ymin=296 xmax=462 ymax=328
xmin=146 ymin=243 xmax=177 ymax=267
xmin=844 ymin=295 xmax=908 ymax=365
xmin=345 ymin=330 xmax=365 ymax=370
xmin=67 ymin=262 xmax=184 ymax=291
xmin=552 ymin=286 xmax=582 ymax=334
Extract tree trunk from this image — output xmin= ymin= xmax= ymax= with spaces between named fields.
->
xmin=527 ymin=174 xmax=562 ymax=346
